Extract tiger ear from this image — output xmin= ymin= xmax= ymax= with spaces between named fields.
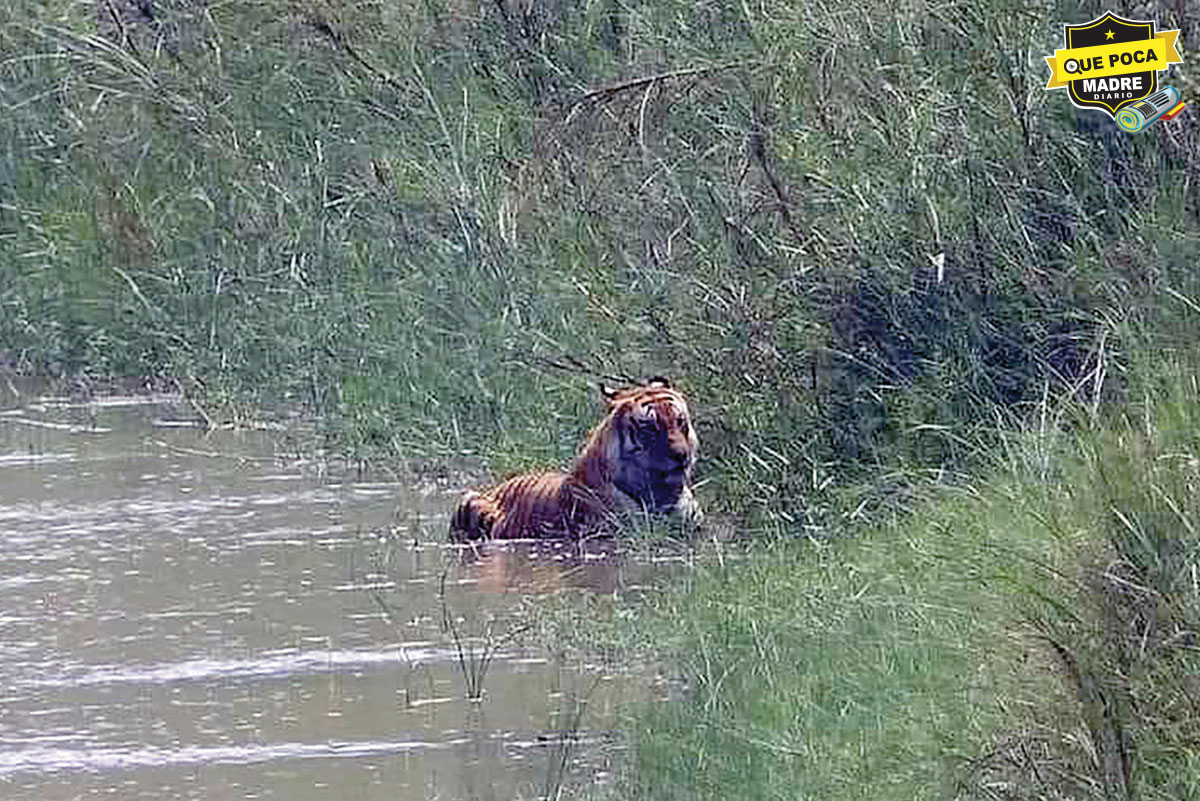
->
xmin=599 ymin=382 xmax=620 ymax=404
xmin=645 ymin=376 xmax=671 ymax=388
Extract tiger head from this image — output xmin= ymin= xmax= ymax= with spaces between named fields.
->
xmin=574 ymin=377 xmax=699 ymax=515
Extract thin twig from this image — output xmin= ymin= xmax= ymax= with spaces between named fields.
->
xmin=527 ymin=352 xmax=634 ymax=386
xmin=111 ymin=265 xmax=155 ymax=314
xmin=749 ymin=128 xmax=804 ymax=243
xmin=306 ymin=16 xmax=404 ymax=92
xmin=173 ymin=376 xmax=214 ymax=431
xmin=99 ymin=0 xmax=142 ymax=58
xmin=575 ymin=61 xmax=759 ymax=105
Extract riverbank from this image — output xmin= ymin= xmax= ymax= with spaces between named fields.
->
xmin=624 ymin=335 xmax=1200 ymax=799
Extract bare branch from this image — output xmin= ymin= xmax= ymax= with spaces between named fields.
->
xmin=575 ymin=61 xmax=760 ymax=106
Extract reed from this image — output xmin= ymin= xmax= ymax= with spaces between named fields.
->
xmin=438 ymin=566 xmax=532 ymax=701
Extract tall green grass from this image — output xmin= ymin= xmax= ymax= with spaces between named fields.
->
xmin=626 ymin=323 xmax=1200 ymax=799
xmin=4 ymin=0 xmax=1199 ymax=506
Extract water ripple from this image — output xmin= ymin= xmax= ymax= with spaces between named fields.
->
xmin=23 ymin=646 xmax=475 ymax=688
xmin=0 ymin=738 xmax=445 ymax=776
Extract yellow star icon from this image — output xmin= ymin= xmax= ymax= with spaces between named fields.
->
xmin=1105 ymin=29 xmax=1115 ymax=39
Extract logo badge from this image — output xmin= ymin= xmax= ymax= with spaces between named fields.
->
xmin=1045 ymin=12 xmax=1184 ymax=131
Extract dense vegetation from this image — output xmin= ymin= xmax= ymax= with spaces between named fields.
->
xmin=631 ymin=338 xmax=1200 ymax=799
xmin=3 ymin=0 xmax=1199 ymax=796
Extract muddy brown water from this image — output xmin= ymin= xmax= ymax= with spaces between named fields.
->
xmin=0 ymin=384 xmax=679 ymax=800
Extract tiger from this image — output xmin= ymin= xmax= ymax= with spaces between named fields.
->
xmin=449 ymin=377 xmax=701 ymax=541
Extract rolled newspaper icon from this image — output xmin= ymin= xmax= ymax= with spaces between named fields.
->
xmin=1116 ymin=86 xmax=1181 ymax=133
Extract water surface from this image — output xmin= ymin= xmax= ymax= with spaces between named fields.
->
xmin=0 ymin=383 xmax=667 ymax=800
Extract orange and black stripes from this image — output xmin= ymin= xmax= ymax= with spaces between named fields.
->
xmin=449 ymin=378 xmax=699 ymax=541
